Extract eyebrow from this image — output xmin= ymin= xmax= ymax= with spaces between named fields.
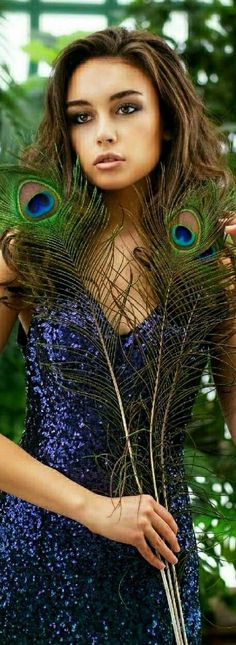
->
xmin=66 ymin=89 xmax=143 ymax=108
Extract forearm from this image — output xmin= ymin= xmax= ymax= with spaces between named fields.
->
xmin=0 ymin=433 xmax=91 ymax=522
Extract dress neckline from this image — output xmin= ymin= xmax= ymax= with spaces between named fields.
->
xmin=17 ymin=286 xmax=160 ymax=350
xmin=82 ymin=283 xmax=160 ymax=339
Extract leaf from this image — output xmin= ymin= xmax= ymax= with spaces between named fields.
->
xmin=22 ymin=40 xmax=57 ymax=66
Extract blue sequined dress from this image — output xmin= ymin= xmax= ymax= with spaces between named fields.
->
xmin=0 ymin=291 xmax=207 ymax=645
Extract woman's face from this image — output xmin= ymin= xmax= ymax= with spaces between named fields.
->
xmin=66 ymin=57 xmax=167 ymax=191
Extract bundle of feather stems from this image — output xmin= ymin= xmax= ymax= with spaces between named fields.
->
xmin=93 ymin=177 xmax=236 ymax=645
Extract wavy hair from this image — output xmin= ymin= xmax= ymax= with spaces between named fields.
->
xmin=2 ymin=26 xmax=234 ymax=310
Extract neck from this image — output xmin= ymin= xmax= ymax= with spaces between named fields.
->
xmin=102 ymin=178 xmax=149 ymax=231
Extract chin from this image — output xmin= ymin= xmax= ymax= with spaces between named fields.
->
xmin=96 ymin=176 xmax=141 ymax=192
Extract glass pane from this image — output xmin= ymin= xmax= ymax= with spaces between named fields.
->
xmin=1 ymin=12 xmax=30 ymax=83
xmin=40 ymin=13 xmax=107 ymax=35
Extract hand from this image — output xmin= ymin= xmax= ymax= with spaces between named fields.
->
xmin=224 ymin=216 xmax=236 ymax=245
xmin=83 ymin=492 xmax=180 ymax=570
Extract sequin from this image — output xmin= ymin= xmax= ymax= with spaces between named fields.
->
xmin=0 ymin=293 xmax=207 ymax=644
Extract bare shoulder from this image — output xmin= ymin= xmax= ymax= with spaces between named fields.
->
xmin=0 ymin=238 xmax=20 ymax=290
xmin=0 ymin=230 xmax=36 ymax=338
xmin=0 ymin=239 xmax=20 ymax=349
xmin=0 ymin=227 xmax=19 ymax=281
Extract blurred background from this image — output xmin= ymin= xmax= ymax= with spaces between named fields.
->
xmin=0 ymin=1 xmax=236 ymax=641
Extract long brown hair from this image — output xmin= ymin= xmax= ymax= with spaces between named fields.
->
xmin=2 ymin=26 xmax=234 ymax=311
xmin=23 ymin=25 xmax=232 ymax=205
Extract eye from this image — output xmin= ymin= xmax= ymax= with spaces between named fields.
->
xmin=67 ymin=103 xmax=140 ymax=125
xmin=67 ymin=112 xmax=92 ymax=125
xmin=117 ymin=103 xmax=139 ymax=115
xmin=18 ymin=181 xmax=60 ymax=221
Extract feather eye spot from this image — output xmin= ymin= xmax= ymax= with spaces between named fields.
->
xmin=19 ymin=181 xmax=60 ymax=222
xmin=171 ymin=225 xmax=196 ymax=248
xmin=167 ymin=210 xmax=200 ymax=251
xmin=198 ymin=245 xmax=215 ymax=260
xmin=26 ymin=192 xmax=55 ymax=218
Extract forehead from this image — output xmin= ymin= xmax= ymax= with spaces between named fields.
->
xmin=66 ymin=57 xmax=154 ymax=99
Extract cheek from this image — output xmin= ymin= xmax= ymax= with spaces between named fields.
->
xmin=149 ymin=124 xmax=163 ymax=162
xmin=135 ymin=116 xmax=163 ymax=152
xmin=136 ymin=128 xmax=162 ymax=169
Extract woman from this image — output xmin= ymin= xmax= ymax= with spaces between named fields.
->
xmin=0 ymin=26 xmax=235 ymax=645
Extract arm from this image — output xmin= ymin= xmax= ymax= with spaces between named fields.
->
xmin=0 ymin=250 xmax=179 ymax=569
xmin=0 ymin=248 xmax=19 ymax=353
xmin=0 ymin=249 xmax=87 ymax=520
xmin=0 ymin=433 xmax=180 ymax=569
xmin=0 ymin=433 xmax=90 ymax=521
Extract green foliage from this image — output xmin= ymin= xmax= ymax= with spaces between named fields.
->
xmin=0 ymin=30 xmax=90 ymax=163
xmin=125 ymin=0 xmax=236 ymax=158
xmin=187 ymin=370 xmax=236 ymax=622
xmin=0 ymin=326 xmax=25 ymax=444
xmin=22 ymin=30 xmax=91 ymax=65
xmin=0 ymin=66 xmax=45 ymax=162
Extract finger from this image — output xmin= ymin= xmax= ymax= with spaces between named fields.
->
xmin=146 ymin=528 xmax=179 ymax=565
xmin=225 ymin=225 xmax=236 ymax=235
xmin=154 ymin=502 xmax=178 ymax=534
xmin=152 ymin=514 xmax=180 ymax=552
xmin=225 ymin=228 xmax=236 ymax=244
xmin=136 ymin=537 xmax=166 ymax=570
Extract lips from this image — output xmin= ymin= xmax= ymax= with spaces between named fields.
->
xmin=94 ymin=153 xmax=124 ymax=165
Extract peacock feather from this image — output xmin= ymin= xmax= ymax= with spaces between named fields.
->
xmin=0 ymin=160 xmax=236 ymax=644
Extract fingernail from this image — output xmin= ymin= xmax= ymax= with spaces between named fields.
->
xmin=173 ymin=556 xmax=178 ymax=564
xmin=175 ymin=545 xmax=181 ymax=552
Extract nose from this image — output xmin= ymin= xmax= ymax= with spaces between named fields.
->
xmin=96 ymin=122 xmax=118 ymax=144
xmin=98 ymin=136 xmax=115 ymax=143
